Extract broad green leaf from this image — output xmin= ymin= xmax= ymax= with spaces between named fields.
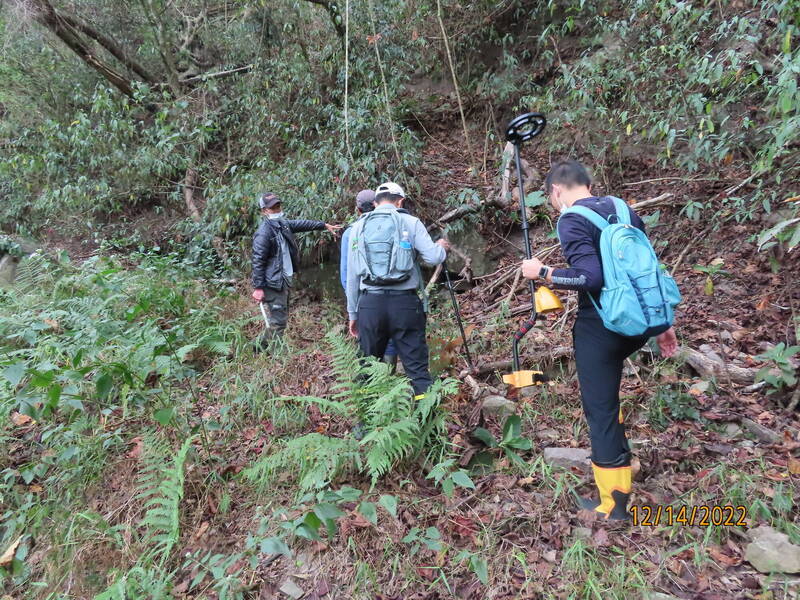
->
xmin=442 ymin=478 xmax=455 ymax=498
xmin=313 ymin=503 xmax=345 ymax=521
xmin=471 ymin=555 xmax=489 ymax=584
xmin=502 ymin=415 xmax=522 ymax=443
xmin=358 ymin=501 xmax=377 ymax=525
xmin=379 ymin=494 xmax=398 ymax=517
xmin=506 ymin=437 xmax=532 ymax=451
xmin=472 ymin=427 xmax=497 ymax=448
xmin=335 ymin=486 xmax=362 ymax=502
xmin=46 ymin=384 xmax=61 ymax=409
xmin=503 ymin=447 xmax=529 ymax=468
xmin=2 ymin=362 xmax=27 ymax=387
xmin=95 ymin=373 xmax=113 ymax=400
xmin=450 ymin=470 xmax=476 ymax=490
xmin=154 ymin=407 xmax=175 ymax=426
xmin=524 ymin=191 xmax=547 ymax=208
xmin=176 ymin=344 xmax=199 ymax=362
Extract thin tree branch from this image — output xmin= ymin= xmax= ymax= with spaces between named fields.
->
xmin=60 ymin=14 xmax=157 ymax=84
xmin=181 ymin=64 xmax=254 ymax=83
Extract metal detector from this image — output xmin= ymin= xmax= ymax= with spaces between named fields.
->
xmin=502 ymin=112 xmax=563 ymax=388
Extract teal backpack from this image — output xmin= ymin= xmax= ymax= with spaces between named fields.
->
xmin=558 ymin=197 xmax=681 ymax=337
xmin=354 ymin=209 xmax=416 ymax=286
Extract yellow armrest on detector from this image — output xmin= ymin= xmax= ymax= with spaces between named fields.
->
xmin=503 ymin=370 xmax=546 ymax=388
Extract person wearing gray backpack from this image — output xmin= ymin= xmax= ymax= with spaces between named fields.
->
xmin=521 ymin=160 xmax=680 ymax=521
xmin=345 ymin=182 xmax=450 ymax=398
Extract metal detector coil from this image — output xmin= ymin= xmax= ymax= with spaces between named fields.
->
xmin=505 ymin=113 xmax=547 ymax=144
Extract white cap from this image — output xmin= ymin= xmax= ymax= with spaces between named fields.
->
xmin=375 ymin=181 xmax=405 ymax=198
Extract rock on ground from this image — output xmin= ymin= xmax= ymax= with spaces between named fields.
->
xmin=0 ymin=255 xmax=17 ymax=285
xmin=481 ymin=395 xmax=517 ymax=418
xmin=741 ymin=418 xmax=781 ymax=444
xmin=279 ymin=578 xmax=305 ymax=599
xmin=745 ymin=525 xmax=800 ymax=574
xmin=543 ymin=447 xmax=591 ymax=472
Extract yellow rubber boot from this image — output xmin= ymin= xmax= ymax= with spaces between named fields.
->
xmin=578 ymin=464 xmax=632 ymax=521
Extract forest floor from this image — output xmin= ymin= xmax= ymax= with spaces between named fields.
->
xmin=4 ymin=135 xmax=800 ymax=600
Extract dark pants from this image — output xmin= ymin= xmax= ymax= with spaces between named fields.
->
xmin=357 ymin=291 xmax=432 ymax=395
xmin=261 ymin=287 xmax=289 ymax=339
xmin=573 ymin=315 xmax=648 ymax=467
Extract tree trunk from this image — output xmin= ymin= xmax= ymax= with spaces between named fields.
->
xmin=30 ymin=0 xmax=136 ymax=98
xmin=183 ymin=168 xmax=202 ymax=222
xmin=60 ymin=14 xmax=157 ymax=84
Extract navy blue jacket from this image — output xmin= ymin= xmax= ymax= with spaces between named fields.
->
xmin=551 ymin=196 xmax=646 ymax=315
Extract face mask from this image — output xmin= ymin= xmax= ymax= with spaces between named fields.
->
xmin=267 ymin=211 xmax=284 ymax=220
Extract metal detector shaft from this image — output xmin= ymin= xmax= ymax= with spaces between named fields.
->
xmin=505 ymin=112 xmax=546 ymax=371
xmin=442 ymin=261 xmax=474 ymax=371
xmin=259 ymin=302 xmax=271 ymax=329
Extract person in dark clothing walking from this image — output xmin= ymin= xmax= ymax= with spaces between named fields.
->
xmin=521 ymin=160 xmax=678 ymax=520
xmin=345 ymin=182 xmax=450 ymax=397
xmin=251 ymin=192 xmax=340 ymax=343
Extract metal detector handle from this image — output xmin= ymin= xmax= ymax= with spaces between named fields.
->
xmin=514 ymin=317 xmax=537 ymax=341
xmin=505 ymin=112 xmax=547 ymax=144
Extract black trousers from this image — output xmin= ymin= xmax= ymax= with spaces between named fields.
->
xmin=357 ymin=291 xmax=432 ymax=395
xmin=573 ymin=315 xmax=648 ymax=467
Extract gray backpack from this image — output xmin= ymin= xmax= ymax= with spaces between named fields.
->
xmin=354 ymin=210 xmax=416 ymax=285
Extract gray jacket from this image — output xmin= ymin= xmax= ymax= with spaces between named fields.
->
xmin=345 ymin=204 xmax=446 ymax=320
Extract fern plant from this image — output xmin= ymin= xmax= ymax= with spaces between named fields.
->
xmin=136 ymin=434 xmax=195 ymax=567
xmin=93 ymin=433 xmax=195 ymax=599
xmin=244 ymin=332 xmax=457 ymax=493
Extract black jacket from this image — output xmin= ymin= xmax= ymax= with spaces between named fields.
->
xmin=251 ymin=218 xmax=325 ymax=290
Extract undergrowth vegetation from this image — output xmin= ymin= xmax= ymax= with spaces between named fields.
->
xmin=1 ymin=1 xmax=798 ymax=259
xmin=1 ymin=0 xmax=799 ymax=598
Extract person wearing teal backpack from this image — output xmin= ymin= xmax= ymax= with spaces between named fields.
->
xmin=521 ymin=159 xmax=680 ymax=520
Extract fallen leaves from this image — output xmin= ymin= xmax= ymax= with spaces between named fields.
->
xmin=127 ymin=436 xmax=143 ymax=459
xmin=0 ymin=536 xmax=22 ymax=567
xmin=10 ymin=412 xmax=34 ymax=427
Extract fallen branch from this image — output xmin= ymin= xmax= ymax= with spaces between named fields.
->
xmin=475 ymin=346 xmax=573 ymax=376
xmin=672 ymin=223 xmax=712 ymax=271
xmin=787 ymin=384 xmax=800 ymax=412
xmin=424 ymin=263 xmax=444 ymax=295
xmin=504 ymin=267 xmax=522 ymax=306
xmin=497 ymin=141 xmax=514 ymax=208
xmin=679 ymin=345 xmax=756 ymax=385
xmin=182 ymin=64 xmax=254 ymax=82
xmin=630 ymin=193 xmax=674 ymax=211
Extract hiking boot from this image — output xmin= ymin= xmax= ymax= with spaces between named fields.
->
xmin=577 ymin=463 xmax=632 ymax=521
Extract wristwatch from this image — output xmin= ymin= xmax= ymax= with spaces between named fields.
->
xmin=539 ymin=265 xmax=550 ymax=279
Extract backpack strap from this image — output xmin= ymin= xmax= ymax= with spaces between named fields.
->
xmin=560 ymin=205 xmax=611 ymax=232
xmin=608 ymin=196 xmax=632 ymax=226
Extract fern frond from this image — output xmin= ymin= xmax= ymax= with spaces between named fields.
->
xmin=243 ymin=433 xmax=359 ymax=495
xmin=326 ymin=331 xmax=363 ymax=405
xmin=364 ymin=378 xmax=413 ymax=430
xmin=290 ymin=395 xmax=352 ymax=417
xmin=12 ymin=253 xmax=50 ymax=294
xmin=136 ymin=433 xmax=195 ymax=567
xmin=361 ymin=418 xmax=419 ymax=482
